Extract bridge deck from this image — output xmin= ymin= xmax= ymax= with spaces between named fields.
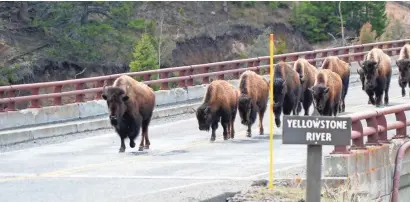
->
xmin=0 ymin=77 xmax=409 ymax=202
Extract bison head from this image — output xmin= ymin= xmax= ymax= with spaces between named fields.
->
xmin=358 ymin=60 xmax=379 ymax=90
xmin=309 ymin=84 xmax=329 ymax=115
xmin=396 ymin=59 xmax=410 ymax=87
xmin=273 ymin=78 xmax=287 ymax=109
xmin=194 ymin=104 xmax=213 ymax=131
xmin=102 ymin=85 xmax=130 ymax=127
xmin=238 ymin=94 xmax=257 ymax=126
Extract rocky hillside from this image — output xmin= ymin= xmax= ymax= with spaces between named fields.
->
xmin=0 ymin=1 xmax=408 ymax=86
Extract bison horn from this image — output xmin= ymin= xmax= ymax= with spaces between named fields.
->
xmin=191 ymin=108 xmax=197 ymax=113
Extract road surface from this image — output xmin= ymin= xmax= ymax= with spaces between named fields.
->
xmin=0 ymin=77 xmax=409 ymax=202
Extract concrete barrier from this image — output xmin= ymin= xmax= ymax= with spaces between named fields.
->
xmin=323 ymin=139 xmax=410 ymax=201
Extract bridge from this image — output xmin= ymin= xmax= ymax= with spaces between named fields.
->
xmin=0 ymin=39 xmax=409 ymax=202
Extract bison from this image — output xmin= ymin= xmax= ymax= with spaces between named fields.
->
xmin=357 ymin=48 xmax=392 ymax=106
xmin=237 ymin=70 xmax=270 ymax=137
xmin=309 ymin=69 xmax=343 ymax=116
xmin=293 ymin=58 xmax=318 ymax=116
xmin=273 ymin=61 xmax=303 ymax=127
xmin=320 ymin=56 xmax=350 ymax=113
xmin=194 ymin=80 xmax=239 ymax=141
xmin=102 ymin=75 xmax=156 ymax=152
xmin=396 ymin=44 xmax=410 ymax=97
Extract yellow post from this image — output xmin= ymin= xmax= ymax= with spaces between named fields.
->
xmin=269 ymin=34 xmax=275 ymax=189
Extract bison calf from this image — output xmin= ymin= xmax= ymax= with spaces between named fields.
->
xmin=358 ymin=48 xmax=392 ymax=107
xmin=102 ymin=75 xmax=156 ymax=152
xmin=396 ymin=44 xmax=410 ymax=97
xmin=293 ymin=58 xmax=318 ymax=116
xmin=194 ymin=80 xmax=238 ymax=141
xmin=309 ymin=69 xmax=343 ymax=116
xmin=273 ymin=61 xmax=303 ymax=127
xmin=237 ymin=70 xmax=269 ymax=137
xmin=321 ymin=56 xmax=350 ymax=113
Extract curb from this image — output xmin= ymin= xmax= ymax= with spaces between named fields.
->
xmin=0 ymin=102 xmax=201 ymax=146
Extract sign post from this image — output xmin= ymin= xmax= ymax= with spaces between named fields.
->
xmin=268 ymin=34 xmax=275 ymax=190
xmin=282 ymin=115 xmax=352 ymax=202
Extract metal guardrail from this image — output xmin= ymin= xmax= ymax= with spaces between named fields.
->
xmin=0 ymin=39 xmax=409 ymax=112
xmin=331 ymin=104 xmax=410 ymax=154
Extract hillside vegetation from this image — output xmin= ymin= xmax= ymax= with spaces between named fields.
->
xmin=0 ymin=1 xmax=408 ymax=86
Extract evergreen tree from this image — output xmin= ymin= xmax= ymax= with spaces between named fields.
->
xmin=129 ymin=33 xmax=158 ymax=73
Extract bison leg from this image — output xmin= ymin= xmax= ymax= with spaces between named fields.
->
xmin=258 ymin=109 xmax=265 ymax=135
xmin=274 ymin=106 xmax=282 ymax=128
xmin=119 ymin=137 xmax=126 ymax=153
xmin=230 ymin=107 xmax=237 ymax=139
xmin=210 ymin=120 xmax=218 ymax=142
xmin=384 ymin=79 xmax=391 ymax=105
xmin=303 ymin=90 xmax=313 ymax=116
xmin=142 ymin=119 xmax=151 ymax=150
xmin=220 ymin=111 xmax=230 ymax=141
xmin=366 ymin=89 xmax=376 ymax=105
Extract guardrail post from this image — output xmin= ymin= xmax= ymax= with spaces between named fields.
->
xmin=75 ymin=83 xmax=84 ymax=102
xmin=30 ymin=88 xmax=40 ymax=108
xmin=309 ymin=53 xmax=316 ymax=66
xmin=365 ymin=117 xmax=381 ymax=146
xmin=253 ymin=61 xmax=260 ymax=74
xmin=233 ymin=63 xmax=241 ymax=78
xmin=160 ymin=72 xmax=169 ymax=90
xmin=218 ymin=65 xmax=225 ymax=80
xmin=95 ymin=80 xmax=105 ymax=99
xmin=53 ymin=85 xmax=62 ymax=105
xmin=376 ymin=113 xmax=389 ymax=144
xmin=178 ymin=70 xmax=186 ymax=87
xmin=392 ymin=110 xmax=408 ymax=139
xmin=354 ymin=46 xmax=364 ymax=61
xmin=351 ymin=120 xmax=367 ymax=150
xmin=202 ymin=66 xmax=209 ymax=84
xmin=385 ymin=43 xmax=393 ymax=56
xmin=6 ymin=90 xmax=16 ymax=111
xmin=342 ymin=48 xmax=350 ymax=62
xmin=186 ymin=68 xmax=194 ymax=86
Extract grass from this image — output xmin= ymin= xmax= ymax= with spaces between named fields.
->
xmin=247 ymin=186 xmax=340 ymax=201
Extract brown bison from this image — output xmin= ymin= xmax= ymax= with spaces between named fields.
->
xmin=102 ymin=75 xmax=156 ymax=152
xmin=320 ymin=56 xmax=350 ymax=113
xmin=357 ymin=48 xmax=392 ymax=106
xmin=273 ymin=61 xmax=303 ymax=127
xmin=309 ymin=69 xmax=343 ymax=116
xmin=237 ymin=70 xmax=270 ymax=137
xmin=396 ymin=44 xmax=410 ymax=97
xmin=194 ymin=80 xmax=238 ymax=141
xmin=293 ymin=58 xmax=318 ymax=116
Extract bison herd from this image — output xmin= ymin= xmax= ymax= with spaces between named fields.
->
xmin=101 ymin=45 xmax=410 ymax=152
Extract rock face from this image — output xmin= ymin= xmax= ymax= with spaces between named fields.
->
xmin=0 ymin=2 xmax=313 ymax=86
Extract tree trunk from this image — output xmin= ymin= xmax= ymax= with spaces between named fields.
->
xmin=339 ymin=1 xmax=345 ymax=46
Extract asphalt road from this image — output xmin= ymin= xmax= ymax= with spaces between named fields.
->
xmin=0 ymin=76 xmax=409 ymax=202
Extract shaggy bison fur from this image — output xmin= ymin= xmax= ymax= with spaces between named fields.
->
xmin=396 ymin=44 xmax=410 ymax=97
xmin=293 ymin=58 xmax=318 ymax=116
xmin=102 ymin=75 xmax=156 ymax=152
xmin=357 ymin=48 xmax=392 ymax=106
xmin=309 ymin=69 xmax=343 ymax=116
xmin=273 ymin=61 xmax=303 ymax=127
xmin=194 ymin=80 xmax=239 ymax=141
xmin=320 ymin=56 xmax=350 ymax=113
xmin=237 ymin=70 xmax=270 ymax=137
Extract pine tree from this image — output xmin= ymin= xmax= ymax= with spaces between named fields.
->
xmin=129 ymin=33 xmax=158 ymax=72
